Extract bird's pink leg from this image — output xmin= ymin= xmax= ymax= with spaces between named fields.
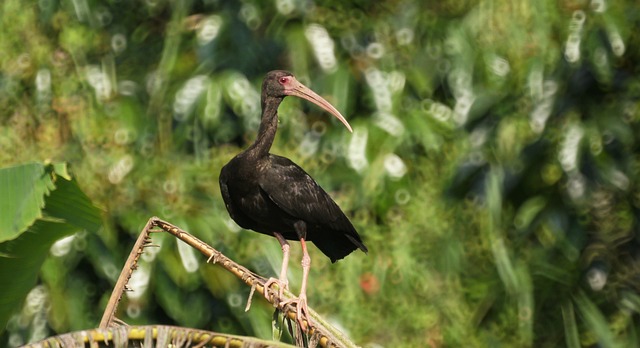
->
xmin=296 ymin=237 xmax=312 ymax=330
xmin=264 ymin=232 xmax=290 ymax=302
xmin=270 ymin=221 xmax=313 ymax=331
xmin=280 ymin=237 xmax=312 ymax=331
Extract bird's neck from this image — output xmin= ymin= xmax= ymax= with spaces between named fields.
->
xmin=245 ymin=97 xmax=282 ymax=158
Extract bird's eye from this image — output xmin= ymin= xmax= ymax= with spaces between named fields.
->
xmin=278 ymin=77 xmax=289 ymax=84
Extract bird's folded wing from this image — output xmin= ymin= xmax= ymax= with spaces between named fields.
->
xmin=258 ymin=156 xmax=349 ymax=229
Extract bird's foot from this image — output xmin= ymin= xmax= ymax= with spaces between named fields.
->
xmin=263 ymin=277 xmax=288 ymax=304
xmin=281 ymin=294 xmax=312 ymax=332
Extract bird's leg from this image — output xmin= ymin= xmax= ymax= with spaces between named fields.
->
xmin=280 ymin=221 xmax=312 ymax=331
xmin=264 ymin=232 xmax=290 ymax=303
xmin=296 ymin=236 xmax=312 ymax=331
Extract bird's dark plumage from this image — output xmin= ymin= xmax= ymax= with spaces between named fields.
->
xmin=220 ymin=154 xmax=367 ymax=262
xmin=219 ymin=70 xmax=367 ymax=262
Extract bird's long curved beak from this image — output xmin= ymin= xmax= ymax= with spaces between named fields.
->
xmin=284 ymin=78 xmax=353 ymax=133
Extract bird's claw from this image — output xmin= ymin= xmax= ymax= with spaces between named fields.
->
xmin=264 ymin=278 xmax=311 ymax=331
xmin=264 ymin=277 xmax=288 ymax=303
xmin=282 ymin=294 xmax=312 ymax=332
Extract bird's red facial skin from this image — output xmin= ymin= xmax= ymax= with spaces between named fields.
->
xmin=279 ymin=76 xmax=291 ymax=85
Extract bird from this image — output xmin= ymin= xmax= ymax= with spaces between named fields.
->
xmin=219 ymin=70 xmax=368 ymax=330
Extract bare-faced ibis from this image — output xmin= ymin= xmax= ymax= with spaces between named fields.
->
xmin=219 ymin=70 xmax=368 ymax=329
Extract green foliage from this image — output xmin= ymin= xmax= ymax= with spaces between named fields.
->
xmin=0 ymin=163 xmax=57 ymax=243
xmin=0 ymin=163 xmax=101 ymax=339
xmin=1 ymin=0 xmax=639 ymax=347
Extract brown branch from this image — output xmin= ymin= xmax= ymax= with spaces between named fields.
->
xmin=98 ymin=217 xmax=155 ymax=329
xmin=99 ymin=217 xmax=359 ymax=348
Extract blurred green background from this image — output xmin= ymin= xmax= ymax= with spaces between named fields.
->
xmin=1 ymin=0 xmax=640 ymax=346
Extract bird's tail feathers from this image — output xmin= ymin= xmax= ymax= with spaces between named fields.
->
xmin=312 ymin=233 xmax=367 ymax=263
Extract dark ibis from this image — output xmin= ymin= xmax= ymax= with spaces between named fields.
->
xmin=219 ymin=70 xmax=368 ymax=329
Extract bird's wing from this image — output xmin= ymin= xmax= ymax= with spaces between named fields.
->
xmin=258 ymin=155 xmax=351 ymax=230
xmin=219 ymin=163 xmax=245 ymax=224
xmin=219 ymin=166 xmax=235 ymax=215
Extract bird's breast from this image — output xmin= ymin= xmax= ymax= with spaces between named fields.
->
xmin=222 ymin=170 xmax=277 ymax=222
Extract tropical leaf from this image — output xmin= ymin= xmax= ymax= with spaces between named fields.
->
xmin=0 ymin=163 xmax=102 ymax=334
xmin=0 ymin=163 xmax=53 ymax=243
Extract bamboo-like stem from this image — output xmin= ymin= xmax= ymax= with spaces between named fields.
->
xmin=22 ymin=325 xmax=297 ymax=348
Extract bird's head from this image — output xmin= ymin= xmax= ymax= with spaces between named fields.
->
xmin=262 ymin=70 xmax=353 ymax=132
